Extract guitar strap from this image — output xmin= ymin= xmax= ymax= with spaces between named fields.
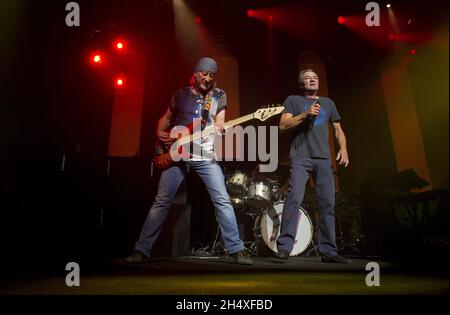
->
xmin=201 ymin=94 xmax=212 ymax=130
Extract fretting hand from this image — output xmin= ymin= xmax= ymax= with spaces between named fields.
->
xmin=215 ymin=121 xmax=227 ymax=135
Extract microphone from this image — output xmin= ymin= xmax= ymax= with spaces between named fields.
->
xmin=309 ymin=100 xmax=320 ymax=130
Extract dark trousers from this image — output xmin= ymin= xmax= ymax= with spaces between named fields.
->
xmin=277 ymin=157 xmax=337 ymax=257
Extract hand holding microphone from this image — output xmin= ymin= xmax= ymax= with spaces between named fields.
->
xmin=308 ymin=103 xmax=321 ymax=117
xmin=307 ymin=102 xmax=320 ymax=129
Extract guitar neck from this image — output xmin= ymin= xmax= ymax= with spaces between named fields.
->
xmin=224 ymin=113 xmax=255 ymax=129
xmin=178 ymin=113 xmax=255 ymax=145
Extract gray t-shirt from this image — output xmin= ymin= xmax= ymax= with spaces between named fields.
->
xmin=283 ymin=95 xmax=341 ymax=159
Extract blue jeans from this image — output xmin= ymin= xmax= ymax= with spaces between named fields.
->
xmin=276 ymin=157 xmax=337 ymax=257
xmin=135 ymin=160 xmax=244 ymax=257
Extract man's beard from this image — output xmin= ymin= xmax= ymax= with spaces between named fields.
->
xmin=197 ymin=81 xmax=213 ymax=93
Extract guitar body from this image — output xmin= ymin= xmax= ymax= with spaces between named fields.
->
xmin=153 ymin=141 xmax=175 ymax=170
xmin=152 ymin=122 xmax=198 ymax=170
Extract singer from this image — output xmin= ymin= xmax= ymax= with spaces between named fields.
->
xmin=275 ymin=69 xmax=350 ymax=263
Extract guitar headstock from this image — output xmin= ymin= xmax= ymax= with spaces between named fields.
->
xmin=254 ymin=104 xmax=284 ymax=121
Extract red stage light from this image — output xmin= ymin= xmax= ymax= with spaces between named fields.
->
xmin=91 ymin=53 xmax=103 ymax=64
xmin=195 ymin=16 xmax=201 ymax=24
xmin=410 ymin=48 xmax=417 ymax=55
xmin=114 ymin=40 xmax=126 ymax=51
xmin=268 ymin=15 xmax=273 ymax=22
xmin=337 ymin=16 xmax=345 ymax=24
xmin=115 ymin=77 xmax=125 ymax=87
xmin=247 ymin=9 xmax=255 ymax=17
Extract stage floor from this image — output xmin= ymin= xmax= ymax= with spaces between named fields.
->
xmin=1 ymin=256 xmax=448 ymax=295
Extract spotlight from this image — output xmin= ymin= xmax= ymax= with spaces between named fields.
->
xmin=247 ymin=9 xmax=255 ymax=17
xmin=410 ymin=48 xmax=416 ymax=55
xmin=195 ymin=16 xmax=201 ymax=24
xmin=386 ymin=4 xmax=391 ymax=8
xmin=337 ymin=16 xmax=345 ymax=24
xmin=115 ymin=77 xmax=125 ymax=88
xmin=93 ymin=55 xmax=102 ymax=63
xmin=268 ymin=15 xmax=273 ymax=22
xmin=114 ymin=40 xmax=126 ymax=51
xmin=91 ymin=52 xmax=103 ymax=64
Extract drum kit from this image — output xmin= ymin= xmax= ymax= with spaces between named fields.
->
xmin=225 ymin=169 xmax=316 ymax=257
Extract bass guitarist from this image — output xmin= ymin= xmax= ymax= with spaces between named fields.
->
xmin=126 ymin=57 xmax=253 ymax=265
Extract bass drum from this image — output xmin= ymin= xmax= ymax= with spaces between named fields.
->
xmin=255 ymin=202 xmax=313 ymax=256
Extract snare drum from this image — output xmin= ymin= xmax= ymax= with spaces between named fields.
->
xmin=247 ymin=181 xmax=272 ymax=209
xmin=230 ymin=195 xmax=247 ymax=209
xmin=255 ymin=202 xmax=313 ymax=256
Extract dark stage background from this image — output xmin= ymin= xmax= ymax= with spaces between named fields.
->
xmin=2 ymin=0 xmax=448 ymax=269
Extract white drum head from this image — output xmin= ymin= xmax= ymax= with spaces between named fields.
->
xmin=260 ymin=202 xmax=313 ymax=256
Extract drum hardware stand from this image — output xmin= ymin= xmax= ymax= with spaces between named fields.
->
xmin=302 ymin=219 xmax=320 ymax=257
xmin=210 ymin=214 xmax=257 ymax=256
xmin=251 ymin=215 xmax=269 ymax=257
xmin=211 ymin=222 xmax=225 ymax=255
xmin=212 ymin=224 xmax=257 ymax=256
xmin=304 ymin=235 xmax=320 ymax=257
xmin=337 ymin=234 xmax=361 ymax=255
xmin=296 ymin=205 xmax=319 ymax=257
xmin=244 ymin=241 xmax=257 ymax=255
xmin=240 ymin=209 xmax=259 ymax=255
xmin=335 ymin=211 xmax=361 ymax=255
xmin=333 ymin=191 xmax=362 ymax=256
